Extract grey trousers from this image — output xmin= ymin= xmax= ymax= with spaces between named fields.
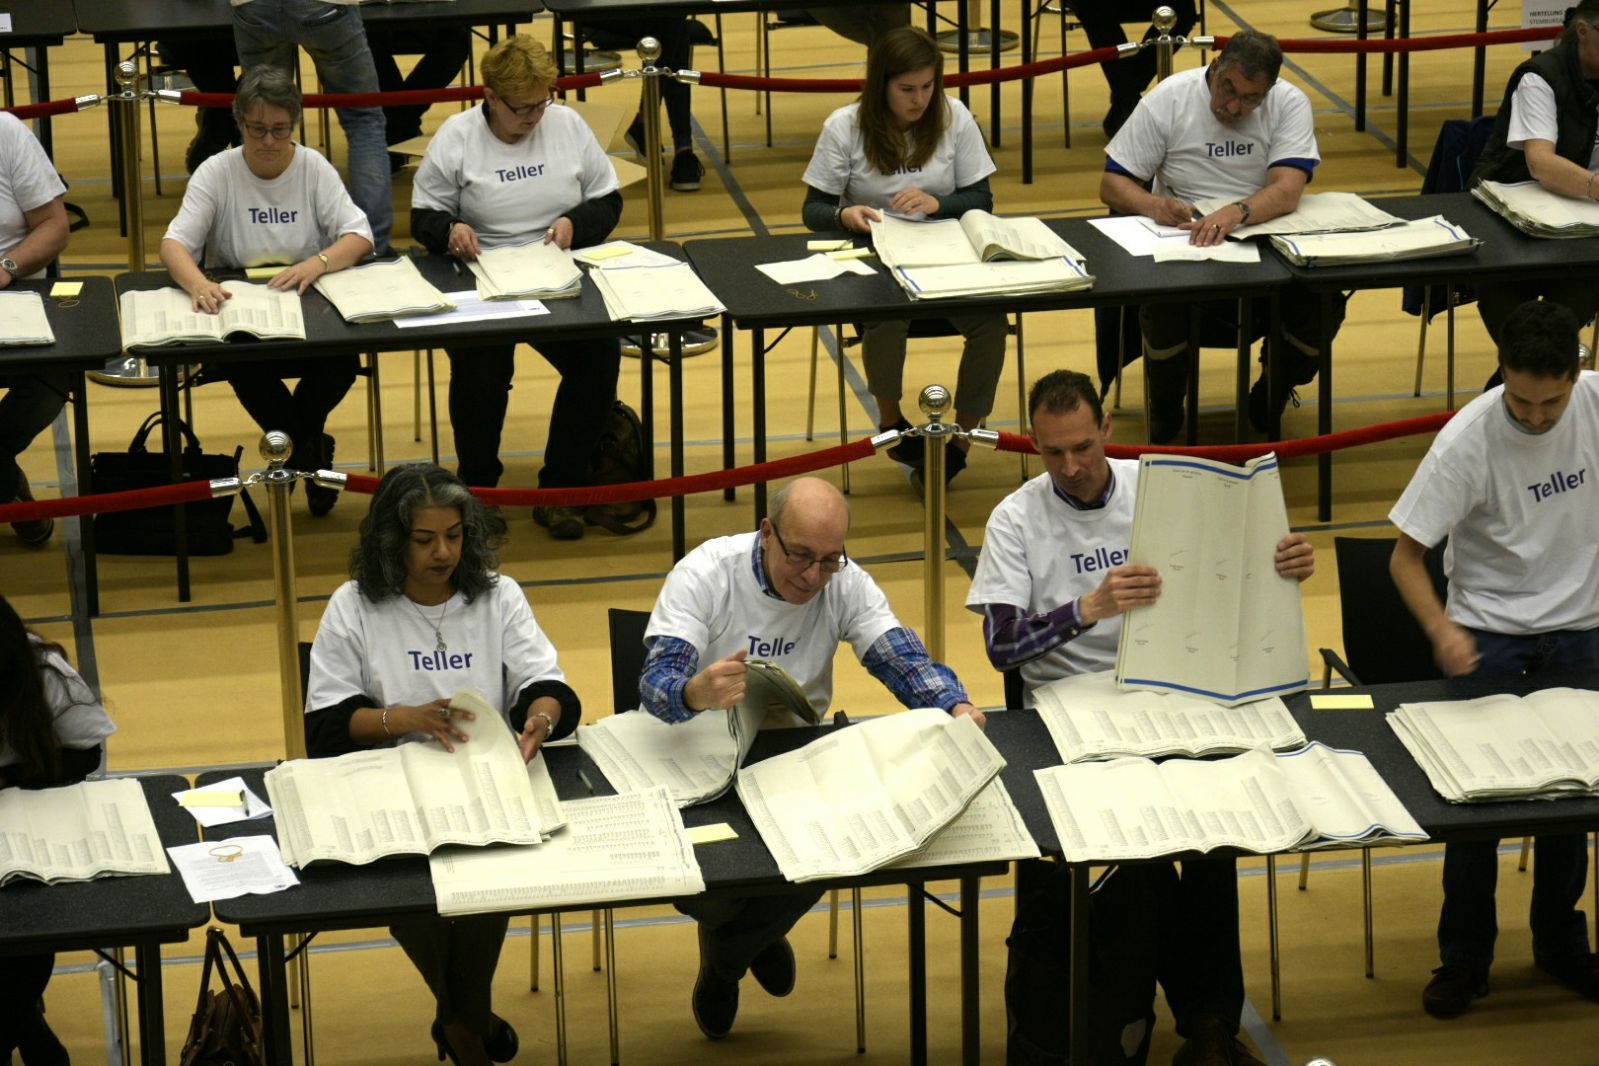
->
xmin=676 ymin=888 xmax=824 ymax=982
xmin=862 ymin=313 xmax=1009 ymax=420
xmin=390 ymin=913 xmax=509 ymax=1034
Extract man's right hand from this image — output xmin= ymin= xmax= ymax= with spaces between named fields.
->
xmin=1153 ymin=197 xmax=1197 ymax=227
xmin=1078 ymin=565 xmax=1162 ymax=625
xmin=684 ymin=647 xmax=749 ymax=711
xmin=1430 ymin=621 xmax=1481 ymax=677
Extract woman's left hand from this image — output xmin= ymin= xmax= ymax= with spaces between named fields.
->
xmin=269 ymin=255 xmax=328 ymax=295
xmin=543 ymin=217 xmax=574 ymax=250
xmin=887 ymin=186 xmax=939 ymax=217
xmin=518 ymin=698 xmax=562 ymax=762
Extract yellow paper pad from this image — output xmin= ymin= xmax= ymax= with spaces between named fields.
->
xmin=827 ymin=247 xmax=874 ymax=261
xmin=1310 ymin=694 xmax=1375 ymax=710
xmin=686 ymin=823 xmax=738 ymax=845
xmin=50 ymin=281 xmax=83 ymax=297
xmin=244 ymin=266 xmax=281 ymax=280
xmin=807 ymin=240 xmax=853 ymax=252
xmin=179 ymin=789 xmax=245 ymax=808
xmin=582 ymin=244 xmax=635 ymax=261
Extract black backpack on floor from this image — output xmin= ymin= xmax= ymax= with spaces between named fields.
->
xmin=586 ymin=400 xmax=656 ymax=535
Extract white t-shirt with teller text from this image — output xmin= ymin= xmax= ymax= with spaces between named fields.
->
xmin=801 ymin=98 xmax=997 ymax=211
xmin=0 ymin=112 xmax=67 ymax=279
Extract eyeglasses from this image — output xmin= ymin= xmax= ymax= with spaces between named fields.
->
xmin=496 ymin=93 xmax=554 ymax=118
xmin=1212 ymin=72 xmax=1267 ymax=110
xmin=241 ymin=121 xmax=296 ymax=141
xmin=770 ymin=524 xmax=848 ymax=574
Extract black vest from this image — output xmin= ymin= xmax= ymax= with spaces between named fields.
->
xmin=1471 ymin=38 xmax=1599 ymax=186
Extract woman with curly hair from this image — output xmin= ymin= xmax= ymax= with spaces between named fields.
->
xmin=303 ymin=463 xmax=581 ymax=1065
xmin=0 ymin=593 xmax=116 ymax=1065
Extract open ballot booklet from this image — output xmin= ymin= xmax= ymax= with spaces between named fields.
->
xmin=0 ymin=778 xmax=171 ymax=886
xmin=1116 ymin=453 xmax=1309 ymax=705
xmin=467 ymin=240 xmax=583 ymax=300
xmin=576 ymin=659 xmax=817 ymax=806
xmin=120 ymin=283 xmax=305 ymax=347
xmin=264 ymin=690 xmax=566 ymax=867
xmin=868 ymin=211 xmax=1093 ymax=299
xmin=588 ymin=260 xmax=726 ymax=322
xmin=0 ymin=291 xmax=55 ymax=346
xmin=1474 ymin=179 xmax=1599 ymax=238
xmin=1033 ymin=669 xmax=1306 ymax=762
xmin=429 ymin=785 xmax=704 ymax=917
xmin=1191 ymin=190 xmax=1478 ymax=266
xmin=312 ymin=256 xmax=455 ymax=322
xmin=1035 ymin=743 xmax=1427 ymax=863
xmin=736 ymin=708 xmax=1012 ymax=882
xmin=1388 ymin=688 xmax=1599 ymax=802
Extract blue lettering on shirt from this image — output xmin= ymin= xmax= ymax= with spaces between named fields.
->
xmin=1069 ymin=547 xmax=1129 ymax=574
xmin=747 ymin=635 xmax=798 ymax=657
xmin=1204 ymin=141 xmax=1256 ymax=158
xmin=1526 ymin=467 xmax=1588 ymax=503
xmin=248 ymin=207 xmax=299 ymax=224
xmin=890 ymin=165 xmax=924 ymax=176
xmin=406 ymin=650 xmax=476 ymax=671
xmin=495 ymin=164 xmax=547 ymax=182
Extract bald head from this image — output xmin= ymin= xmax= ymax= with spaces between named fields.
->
xmin=762 ymin=477 xmax=851 ymax=604
xmin=769 ymin=476 xmax=851 ymax=540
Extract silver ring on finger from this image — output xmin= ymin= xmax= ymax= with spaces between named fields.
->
xmin=438 ymin=707 xmax=449 ymax=720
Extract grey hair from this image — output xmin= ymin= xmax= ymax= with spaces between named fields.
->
xmin=233 ymin=66 xmax=303 ymax=127
xmin=1215 ymin=29 xmax=1284 ymax=85
xmin=350 ymin=464 xmax=507 ymax=604
xmin=1564 ymin=0 xmax=1599 ymax=42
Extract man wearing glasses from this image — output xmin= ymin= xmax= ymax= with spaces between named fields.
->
xmin=1098 ymin=28 xmax=1343 ymax=444
xmin=638 ymin=475 xmax=983 ymax=1040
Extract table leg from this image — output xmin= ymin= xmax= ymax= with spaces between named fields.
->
xmin=752 ymin=326 xmax=768 ymax=520
xmin=257 ymin=935 xmax=295 ymax=1066
xmin=721 ymin=312 xmax=736 ymax=503
xmin=960 ymin=873 xmax=980 ymax=1066
xmin=958 ymin=3 xmax=971 ymax=111
xmin=669 ymin=329 xmax=686 ymax=561
xmin=1020 ymin=0 xmax=1033 ymax=184
xmin=132 ymin=942 xmax=165 ymax=1066
xmin=159 ymin=364 xmax=191 ymax=602
xmin=73 ymin=371 xmax=100 ymax=617
xmin=1355 ymin=0 xmax=1368 ymax=132
xmin=1267 ymin=854 xmax=1282 ymax=1020
xmin=1067 ymin=864 xmax=1090 ymax=1066
xmin=907 ymin=883 xmax=927 ymax=1066
xmin=1185 ymin=305 xmax=1200 ymax=446
xmin=1317 ymin=293 xmax=1334 ymax=522
xmin=1235 ymin=300 xmax=1249 ymax=441
xmin=1472 ymin=0 xmax=1488 ymax=118
xmin=1395 ymin=0 xmax=1410 ymax=168
xmin=990 ymin=0 xmax=1002 ymax=148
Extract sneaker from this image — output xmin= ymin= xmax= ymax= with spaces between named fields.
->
xmin=8 ymin=472 xmax=53 ymax=546
xmin=692 ymin=927 xmax=739 ymax=1039
xmin=1172 ymin=1018 xmax=1265 ymax=1066
xmin=1247 ymin=376 xmax=1303 ymax=434
xmin=749 ymin=936 xmax=796 ymax=997
xmin=670 ymin=150 xmax=705 ymax=193
xmin=1422 ymin=963 xmax=1489 ymax=1018
xmin=305 ymin=434 xmax=339 ymax=517
xmin=882 ymin=417 xmax=923 ymax=469
xmin=533 ymin=505 xmax=585 ymax=541
xmin=1537 ymin=952 xmax=1599 ymax=1001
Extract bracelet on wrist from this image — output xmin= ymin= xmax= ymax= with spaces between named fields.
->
xmin=834 ymin=206 xmax=845 ymax=230
xmin=531 ymin=710 xmax=555 ymax=735
xmin=1587 ymin=172 xmax=1598 ymax=201
xmin=381 ymin=708 xmax=392 ymax=736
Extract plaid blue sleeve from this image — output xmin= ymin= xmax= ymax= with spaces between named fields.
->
xmin=639 ymin=634 xmax=701 ymax=724
xmin=860 ymin=627 xmax=969 ymax=713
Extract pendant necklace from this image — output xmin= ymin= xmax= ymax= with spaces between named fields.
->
xmin=409 ymin=596 xmax=450 ymax=652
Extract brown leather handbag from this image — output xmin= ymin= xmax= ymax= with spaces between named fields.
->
xmin=179 ymin=927 xmax=265 ymax=1066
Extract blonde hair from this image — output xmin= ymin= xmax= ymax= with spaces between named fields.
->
xmin=481 ymin=35 xmax=558 ymax=98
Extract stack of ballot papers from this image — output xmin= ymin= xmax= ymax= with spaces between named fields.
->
xmin=121 ymin=283 xmax=305 ymax=346
xmin=429 ymin=786 xmax=704 ymax=916
xmin=0 ymin=778 xmax=170 ymax=886
xmin=869 ymin=211 xmax=1094 ymax=299
xmin=1473 ymin=179 xmax=1599 ymax=238
xmin=1035 ymin=743 xmax=1428 ymax=863
xmin=736 ymin=708 xmax=1007 ymax=882
xmin=313 ymin=256 xmax=455 ymax=321
xmin=589 ymin=259 xmax=725 ymax=322
xmin=1194 ymin=191 xmax=1406 ymax=237
xmin=1268 ymin=217 xmax=1479 ymax=266
xmin=883 ymin=778 xmax=1040 ymax=870
xmin=468 ymin=240 xmax=583 ymax=300
xmin=1387 ymin=688 xmax=1599 ymax=802
xmin=571 ymin=240 xmax=679 ymax=269
xmin=0 ymin=291 xmax=55 ymax=346
xmin=577 ymin=660 xmax=818 ymax=806
xmin=265 ymin=690 xmax=566 ymax=867
xmin=1033 ymin=670 xmax=1307 ymax=762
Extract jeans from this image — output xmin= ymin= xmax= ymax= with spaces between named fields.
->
xmin=232 ymin=0 xmax=392 ymax=252
xmin=1436 ymin=627 xmax=1599 ymax=970
xmin=676 ymin=888 xmax=824 ymax=982
xmin=220 ymin=356 xmax=358 ymax=471
xmin=445 ymin=340 xmax=621 ymax=489
xmin=0 ymin=370 xmax=70 ymax=503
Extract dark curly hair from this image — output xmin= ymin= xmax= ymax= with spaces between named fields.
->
xmin=349 ymin=464 xmax=507 ymax=604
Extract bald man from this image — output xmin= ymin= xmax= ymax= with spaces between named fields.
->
xmin=638 ymin=476 xmax=983 ymax=1039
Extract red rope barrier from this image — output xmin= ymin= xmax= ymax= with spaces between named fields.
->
xmin=994 ymin=410 xmax=1454 ymax=463
xmin=697 ymin=44 xmax=1122 ymax=93
xmin=1218 ymin=25 xmax=1559 ymax=55
xmin=0 ymin=480 xmax=216 ymax=524
xmin=177 ymin=70 xmax=602 ymax=112
xmin=0 ymin=98 xmax=83 ymax=120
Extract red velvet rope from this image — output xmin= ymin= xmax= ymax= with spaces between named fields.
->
xmin=0 ymin=98 xmax=83 ymax=120
xmin=994 ymin=410 xmax=1455 ymax=463
xmin=1230 ymin=25 xmax=1560 ymax=55
xmin=0 ymin=480 xmax=217 ymax=523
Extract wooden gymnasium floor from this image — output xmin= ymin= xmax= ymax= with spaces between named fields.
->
xmin=5 ymin=2 xmax=1597 ymax=1063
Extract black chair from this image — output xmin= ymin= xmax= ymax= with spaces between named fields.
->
xmin=608 ymin=607 xmax=650 ymax=713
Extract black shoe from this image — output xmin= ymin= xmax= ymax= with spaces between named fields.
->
xmin=305 ymin=434 xmax=339 ymax=517
xmin=1102 ymin=95 xmax=1140 ymax=139
xmin=670 ymin=150 xmax=705 ymax=193
xmin=430 ymin=1021 xmax=493 ymax=1066
xmin=1247 ymin=376 xmax=1303 ymax=435
xmin=388 ymin=151 xmax=410 ymax=174
xmin=749 ymin=936 xmax=796 ymax=997
xmin=1422 ymin=964 xmax=1489 ymax=1018
xmin=1145 ymin=356 xmax=1188 ymax=444
xmin=623 ymin=116 xmax=647 ymax=158
xmin=12 ymin=1007 xmax=67 ymax=1066
xmin=8 ymin=473 xmax=53 ymax=547
xmin=692 ymin=928 xmax=739 ymax=1039
xmin=533 ymin=505 xmax=585 ymax=541
xmin=1172 ymin=1017 xmax=1264 ymax=1066
xmin=1537 ymin=952 xmax=1599 ymax=1001
xmin=912 ymin=439 xmax=969 ymax=492
xmin=883 ymin=417 xmax=923 ymax=468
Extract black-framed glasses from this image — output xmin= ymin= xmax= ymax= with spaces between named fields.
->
xmin=770 ymin=524 xmax=848 ymax=574
xmin=241 ymin=121 xmax=295 ymax=141
xmin=495 ymin=92 xmax=554 ymax=117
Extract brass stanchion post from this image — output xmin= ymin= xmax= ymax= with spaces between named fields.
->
xmin=638 ymin=36 xmax=665 ymax=243
xmin=918 ymin=385 xmax=953 ymax=661
xmin=1153 ymin=6 xmax=1178 ymax=82
xmin=261 ymin=431 xmax=305 ymax=761
xmin=92 ymin=63 xmax=162 ymax=386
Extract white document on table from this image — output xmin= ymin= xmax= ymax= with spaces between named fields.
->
xmin=429 ymin=786 xmax=704 ymax=916
xmin=312 ymin=256 xmax=454 ymax=322
xmin=1033 ymin=669 xmax=1305 ymax=761
xmin=1152 ymin=241 xmax=1262 ymax=264
xmin=172 ymin=775 xmax=273 ymax=828
xmin=589 ymin=260 xmax=725 ymax=321
xmin=0 ymin=291 xmax=55 ymax=346
xmin=166 ymin=834 xmax=299 ymax=903
xmin=572 ymin=241 xmax=681 ymax=268
xmin=1088 ymin=215 xmax=1193 ymax=257
xmin=393 ymin=290 xmax=550 ymax=328
xmin=1194 ymin=191 xmax=1403 ymax=237
xmin=0 ymin=778 xmax=171 ymax=886
xmin=756 ymin=254 xmax=876 ymax=285
xmin=885 ymin=778 xmax=1040 ymax=869
xmin=736 ymin=709 xmax=1004 ymax=882
xmin=468 ymin=240 xmax=583 ymax=300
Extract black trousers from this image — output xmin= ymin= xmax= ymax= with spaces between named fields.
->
xmin=0 ymin=369 xmax=71 ymax=503
xmin=0 ymin=951 xmax=55 ymax=1053
xmin=445 ymin=339 xmax=621 ymax=489
xmin=676 ymin=888 xmax=825 ymax=982
xmin=1071 ymin=0 xmax=1198 ymax=102
xmin=584 ymin=17 xmax=694 ymax=150
xmin=220 ymin=356 xmax=358 ymax=472
xmin=365 ymin=26 xmax=472 ymax=146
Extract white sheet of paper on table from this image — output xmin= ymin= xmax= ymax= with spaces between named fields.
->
xmin=756 ymin=254 xmax=876 ymax=285
xmin=171 ymin=775 xmax=273 ymax=827
xmin=1152 ymin=241 xmax=1262 ymax=264
xmin=394 ymin=291 xmax=550 ymax=328
xmin=165 ymin=835 xmax=299 ymax=903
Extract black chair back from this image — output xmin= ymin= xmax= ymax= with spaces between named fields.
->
xmin=1331 ymin=536 xmax=1449 ymax=685
xmin=608 ymin=608 xmax=652 ymax=715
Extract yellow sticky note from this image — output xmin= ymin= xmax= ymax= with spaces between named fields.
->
xmin=584 ymin=244 xmax=634 ymax=261
xmin=244 ymin=266 xmax=281 ymax=280
xmin=827 ymin=247 xmax=874 ymax=261
xmin=50 ymin=281 xmax=83 ymax=297
xmin=1310 ymin=694 xmax=1375 ymax=710
xmin=686 ymin=823 xmax=738 ymax=845
xmin=179 ymin=789 xmax=245 ymax=809
xmin=807 ymin=240 xmax=853 ymax=253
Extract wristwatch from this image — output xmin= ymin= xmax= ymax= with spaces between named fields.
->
xmin=0 ymin=256 xmax=18 ymax=277
xmin=1232 ymin=201 xmax=1252 ymax=224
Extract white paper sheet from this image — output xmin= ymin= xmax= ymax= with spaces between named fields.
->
xmin=172 ymin=776 xmax=273 ymax=827
xmin=166 ymin=835 xmax=299 ymax=902
xmin=1152 ymin=241 xmax=1262 ymax=264
xmin=393 ymin=290 xmax=550 ymax=328
xmin=755 ymin=254 xmax=876 ymax=285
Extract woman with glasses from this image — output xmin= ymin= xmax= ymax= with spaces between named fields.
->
xmin=304 ymin=463 xmax=580 ymax=1065
xmin=410 ymin=34 xmax=623 ymax=541
xmin=799 ymin=26 xmax=1007 ymax=487
xmin=161 ymin=64 xmax=373 ymax=517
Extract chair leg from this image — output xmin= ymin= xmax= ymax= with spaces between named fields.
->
xmin=426 ymin=349 xmax=440 ymax=465
xmin=603 ymin=908 xmax=620 ymax=1066
xmin=1518 ymin=835 xmax=1531 ymax=872
xmin=1412 ymin=288 xmax=1429 ymax=397
xmin=852 ymin=887 xmax=866 ymax=1053
xmin=828 ymin=888 xmax=839 ymax=958
xmin=412 ymin=350 xmax=422 ymax=443
xmin=1059 ymin=6 xmax=1071 ymax=149
xmin=836 ymin=327 xmax=850 ymax=495
xmin=530 ymin=913 xmax=540 ymax=991
xmin=806 ymin=326 xmax=820 ymax=441
xmin=1014 ymin=313 xmax=1029 ymax=481
xmin=1298 ymin=851 xmax=1310 ymax=891
xmin=760 ymin=16 xmax=773 ymax=147
xmin=715 ymin=14 xmax=730 ymax=163
xmin=1113 ymin=307 xmax=1126 ymax=409
xmin=552 ymin=913 xmax=569 ymax=1066
xmin=1266 ymin=853 xmax=1283 ymax=1021
xmin=592 ymin=908 xmax=602 ymax=971
xmin=1362 ymin=847 xmax=1375 ymax=979
xmin=364 ymin=352 xmax=385 ymax=473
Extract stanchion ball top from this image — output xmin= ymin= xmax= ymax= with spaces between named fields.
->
xmin=259 ymin=430 xmax=293 ymax=467
xmin=636 ymin=37 xmax=662 ymax=64
xmin=1152 ymin=5 xmax=1178 ymax=32
xmin=918 ymin=384 xmax=952 ymax=420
